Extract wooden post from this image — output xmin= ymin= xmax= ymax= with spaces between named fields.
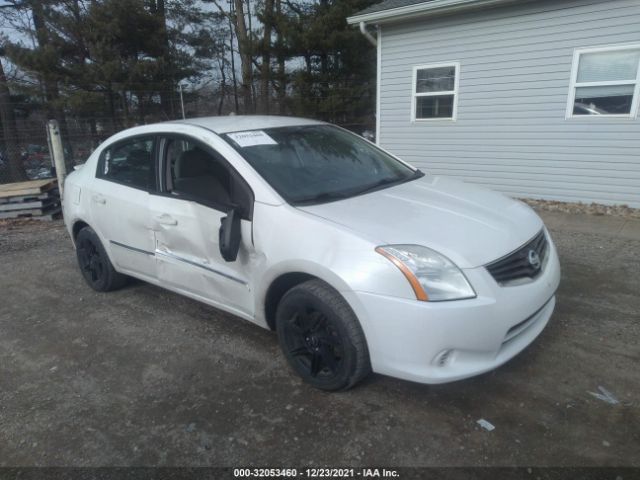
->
xmin=48 ymin=120 xmax=67 ymax=195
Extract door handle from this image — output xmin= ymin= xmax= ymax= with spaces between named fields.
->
xmin=155 ymin=214 xmax=178 ymax=226
xmin=92 ymin=195 xmax=106 ymax=205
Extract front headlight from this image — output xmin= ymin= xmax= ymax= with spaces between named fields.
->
xmin=376 ymin=245 xmax=476 ymax=302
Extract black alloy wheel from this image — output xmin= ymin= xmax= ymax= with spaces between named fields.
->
xmin=77 ymin=236 xmax=106 ymax=286
xmin=75 ymin=226 xmax=128 ymax=292
xmin=276 ymin=279 xmax=370 ymax=391
xmin=282 ymin=308 xmax=344 ymax=380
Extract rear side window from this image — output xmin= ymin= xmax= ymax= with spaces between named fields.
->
xmin=98 ymin=137 xmax=155 ymax=191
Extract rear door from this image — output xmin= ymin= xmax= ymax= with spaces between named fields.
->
xmin=148 ymin=135 xmax=256 ymax=317
xmin=89 ymin=135 xmax=157 ymax=282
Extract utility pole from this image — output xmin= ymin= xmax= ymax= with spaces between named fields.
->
xmin=179 ymin=83 xmax=186 ymax=119
xmin=48 ymin=120 xmax=67 ymax=195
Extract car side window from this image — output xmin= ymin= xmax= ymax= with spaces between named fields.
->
xmin=98 ymin=137 xmax=155 ymax=191
xmin=162 ymin=137 xmax=253 ymax=219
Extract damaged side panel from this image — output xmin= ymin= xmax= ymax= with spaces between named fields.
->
xmin=150 ymin=195 xmax=258 ymax=318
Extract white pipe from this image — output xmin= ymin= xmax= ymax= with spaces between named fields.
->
xmin=359 ymin=21 xmax=377 ymax=47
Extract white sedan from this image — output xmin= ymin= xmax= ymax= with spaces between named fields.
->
xmin=62 ymin=116 xmax=560 ymax=390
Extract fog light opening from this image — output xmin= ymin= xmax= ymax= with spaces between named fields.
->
xmin=434 ymin=349 xmax=453 ymax=367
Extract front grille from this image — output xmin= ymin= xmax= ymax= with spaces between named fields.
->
xmin=486 ymin=230 xmax=548 ymax=284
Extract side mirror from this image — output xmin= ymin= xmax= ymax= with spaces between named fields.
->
xmin=219 ymin=208 xmax=241 ymax=262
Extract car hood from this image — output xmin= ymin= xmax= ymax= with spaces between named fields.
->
xmin=298 ymin=175 xmax=543 ymax=268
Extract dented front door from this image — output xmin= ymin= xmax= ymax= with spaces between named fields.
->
xmin=149 ymin=194 xmax=254 ymax=318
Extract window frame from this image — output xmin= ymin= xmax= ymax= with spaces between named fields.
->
xmin=411 ymin=62 xmax=460 ymax=122
xmin=96 ymin=135 xmax=159 ymax=193
xmin=566 ymin=43 xmax=640 ymax=120
xmin=156 ymin=133 xmax=255 ymax=221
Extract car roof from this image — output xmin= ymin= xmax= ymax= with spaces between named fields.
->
xmin=171 ymin=115 xmax=325 ymax=134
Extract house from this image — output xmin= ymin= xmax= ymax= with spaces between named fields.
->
xmin=347 ymin=0 xmax=640 ymax=207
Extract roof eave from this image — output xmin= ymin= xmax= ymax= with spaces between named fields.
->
xmin=347 ymin=0 xmax=514 ymax=25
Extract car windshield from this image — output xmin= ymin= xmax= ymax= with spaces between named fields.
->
xmin=224 ymin=125 xmax=422 ymax=205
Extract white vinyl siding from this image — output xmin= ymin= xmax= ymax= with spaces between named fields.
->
xmin=378 ymin=0 xmax=640 ymax=207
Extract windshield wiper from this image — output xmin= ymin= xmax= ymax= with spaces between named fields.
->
xmin=293 ymin=191 xmax=351 ymax=206
xmin=293 ymin=170 xmax=424 ymax=206
xmin=352 ymin=169 xmax=425 ymax=197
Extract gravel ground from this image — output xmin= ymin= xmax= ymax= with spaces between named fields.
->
xmin=0 ymin=218 xmax=638 ymax=467
xmin=523 ymin=198 xmax=640 ymax=219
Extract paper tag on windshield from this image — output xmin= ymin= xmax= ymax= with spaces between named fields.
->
xmin=227 ymin=130 xmax=277 ymax=148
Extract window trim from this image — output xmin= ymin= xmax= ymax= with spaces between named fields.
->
xmin=95 ymin=135 xmax=159 ymax=193
xmin=411 ymin=62 xmax=460 ymax=122
xmin=566 ymin=43 xmax=640 ymax=120
xmin=156 ymin=133 xmax=255 ymax=221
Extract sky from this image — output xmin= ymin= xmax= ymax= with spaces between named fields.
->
xmin=0 ymin=0 xmax=33 ymax=46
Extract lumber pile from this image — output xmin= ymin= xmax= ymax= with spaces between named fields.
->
xmin=0 ymin=179 xmax=61 ymax=221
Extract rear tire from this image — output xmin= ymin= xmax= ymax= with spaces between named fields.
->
xmin=276 ymin=279 xmax=371 ymax=391
xmin=75 ymin=226 xmax=128 ymax=292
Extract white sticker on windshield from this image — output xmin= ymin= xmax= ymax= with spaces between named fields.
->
xmin=227 ymin=130 xmax=277 ymax=148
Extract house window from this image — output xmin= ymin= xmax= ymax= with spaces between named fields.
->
xmin=412 ymin=63 xmax=459 ymax=121
xmin=567 ymin=45 xmax=640 ymax=118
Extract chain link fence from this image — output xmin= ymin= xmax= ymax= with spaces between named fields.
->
xmin=0 ymin=87 xmax=375 ymax=185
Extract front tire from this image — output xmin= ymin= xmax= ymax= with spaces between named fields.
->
xmin=276 ymin=280 xmax=371 ymax=391
xmin=75 ymin=226 xmax=128 ymax=292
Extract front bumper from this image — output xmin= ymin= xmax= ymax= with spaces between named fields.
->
xmin=343 ymin=235 xmax=561 ymax=384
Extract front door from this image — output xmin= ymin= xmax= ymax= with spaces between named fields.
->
xmin=149 ymin=135 xmax=256 ymax=318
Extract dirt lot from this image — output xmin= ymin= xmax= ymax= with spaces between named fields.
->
xmin=0 ymin=215 xmax=638 ymax=467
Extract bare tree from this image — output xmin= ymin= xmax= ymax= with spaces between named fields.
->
xmin=148 ymin=0 xmax=175 ymax=117
xmin=228 ymin=1 xmax=239 ymax=112
xmin=233 ymin=0 xmax=253 ymax=112
xmin=258 ymin=0 xmax=274 ymax=114
xmin=274 ymin=0 xmax=286 ymax=114
xmin=210 ymin=0 xmax=253 ymax=113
